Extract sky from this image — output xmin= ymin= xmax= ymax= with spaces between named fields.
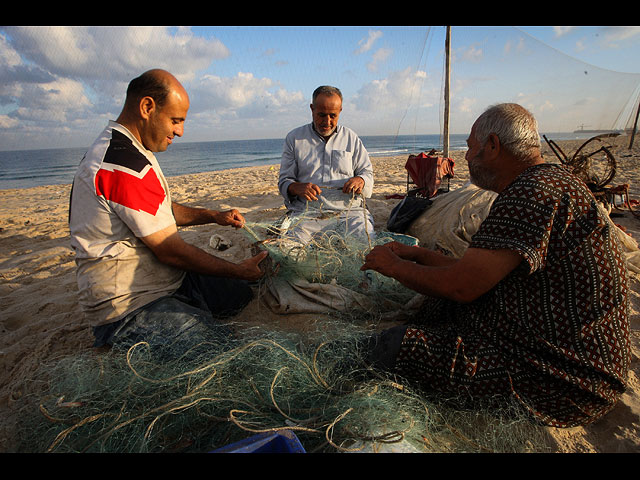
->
xmin=1 ymin=25 xmax=640 ymax=152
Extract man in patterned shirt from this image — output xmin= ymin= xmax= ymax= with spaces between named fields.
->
xmin=70 ymin=69 xmax=268 ymax=350
xmin=361 ymin=103 xmax=630 ymax=427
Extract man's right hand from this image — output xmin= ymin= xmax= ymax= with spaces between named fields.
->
xmin=141 ymin=224 xmax=270 ymax=281
xmin=288 ymin=182 xmax=322 ymax=202
xmin=238 ymin=250 xmax=269 ymax=281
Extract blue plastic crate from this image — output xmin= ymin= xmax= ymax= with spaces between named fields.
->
xmin=211 ymin=430 xmax=306 ymax=453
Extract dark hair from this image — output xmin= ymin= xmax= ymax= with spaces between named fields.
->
xmin=125 ymin=70 xmax=171 ymax=108
xmin=312 ymin=85 xmax=342 ymax=103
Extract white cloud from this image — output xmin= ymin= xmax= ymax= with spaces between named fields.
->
xmin=16 ymin=78 xmax=91 ymax=121
xmin=354 ymin=30 xmax=383 ymax=55
xmin=456 ymin=97 xmax=477 ymax=113
xmin=192 ymin=72 xmax=303 ymax=114
xmin=0 ymin=114 xmax=19 ymax=128
xmin=503 ymin=37 xmax=526 ymax=56
xmin=601 ymin=26 xmax=640 ymax=47
xmin=351 ymin=67 xmax=431 ymax=112
xmin=553 ymin=26 xmax=575 ymax=38
xmin=0 ymin=26 xmax=233 ymax=147
xmin=456 ymin=43 xmax=483 ymax=63
xmin=0 ymin=32 xmax=22 ymax=68
xmin=2 ymin=26 xmax=229 ymax=82
xmin=183 ymin=71 xmax=306 ymax=139
xmin=366 ymin=47 xmax=393 ymax=72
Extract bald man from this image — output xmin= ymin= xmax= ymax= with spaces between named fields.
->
xmin=69 ymin=69 xmax=267 ymax=350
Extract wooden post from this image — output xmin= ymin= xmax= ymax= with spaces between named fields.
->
xmin=443 ymin=26 xmax=451 ymax=158
xmin=629 ymin=98 xmax=640 ymax=149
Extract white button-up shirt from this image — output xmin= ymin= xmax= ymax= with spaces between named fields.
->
xmin=278 ymin=123 xmax=374 ymax=213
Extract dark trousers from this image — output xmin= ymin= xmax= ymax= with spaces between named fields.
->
xmin=92 ymin=272 xmax=253 ymax=350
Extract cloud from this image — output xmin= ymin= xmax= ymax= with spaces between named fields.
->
xmin=191 ymin=72 xmax=304 ymax=114
xmin=366 ymin=47 xmax=393 ymax=72
xmin=0 ymin=115 xmax=19 ymax=128
xmin=601 ymin=26 xmax=640 ymax=47
xmin=0 ymin=26 xmax=235 ymax=148
xmin=354 ymin=30 xmax=383 ymax=55
xmin=14 ymin=78 xmax=92 ymax=121
xmin=1 ymin=26 xmax=229 ymax=83
xmin=183 ymin=71 xmax=306 ymax=139
xmin=503 ymin=37 xmax=526 ymax=56
xmin=350 ymin=67 xmax=431 ymax=112
xmin=553 ymin=26 xmax=575 ymax=38
xmin=454 ymin=43 xmax=484 ymax=63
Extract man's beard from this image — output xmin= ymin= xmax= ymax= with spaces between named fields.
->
xmin=468 ymin=150 xmax=499 ymax=192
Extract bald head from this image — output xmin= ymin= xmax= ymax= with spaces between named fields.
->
xmin=123 ymin=69 xmax=188 ymax=113
xmin=117 ymin=69 xmax=190 ymax=152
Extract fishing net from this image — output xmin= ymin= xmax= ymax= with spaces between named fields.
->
xmin=15 ymin=318 xmax=550 ymax=453
xmin=13 ymin=208 xmax=551 ymax=453
xmin=242 ymin=209 xmax=422 ymax=315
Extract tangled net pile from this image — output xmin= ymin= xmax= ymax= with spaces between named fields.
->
xmin=17 ymin=319 xmax=549 ymax=453
xmin=14 ymin=211 xmax=551 ymax=453
xmin=242 ymin=210 xmax=420 ymax=311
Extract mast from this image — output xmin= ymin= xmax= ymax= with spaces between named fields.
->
xmin=443 ymin=26 xmax=451 ymax=158
xmin=629 ymin=96 xmax=640 ymax=149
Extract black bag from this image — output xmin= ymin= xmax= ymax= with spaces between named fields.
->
xmin=386 ymin=196 xmax=432 ymax=233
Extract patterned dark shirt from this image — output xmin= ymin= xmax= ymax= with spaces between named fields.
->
xmin=395 ymin=164 xmax=630 ymax=427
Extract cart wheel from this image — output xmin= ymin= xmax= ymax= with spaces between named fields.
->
xmin=567 ymin=135 xmax=618 ymax=190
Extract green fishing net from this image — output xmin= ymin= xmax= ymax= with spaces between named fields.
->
xmin=242 ymin=211 xmax=421 ymax=311
xmin=15 ymin=318 xmax=550 ymax=453
xmin=13 ymin=213 xmax=551 ymax=453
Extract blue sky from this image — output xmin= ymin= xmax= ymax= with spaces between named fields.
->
xmin=1 ymin=25 xmax=640 ymax=151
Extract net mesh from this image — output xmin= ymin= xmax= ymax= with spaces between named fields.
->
xmin=14 ymin=212 xmax=552 ymax=453
xmin=17 ymin=318 xmax=550 ymax=453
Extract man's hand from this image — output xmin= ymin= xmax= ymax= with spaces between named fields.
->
xmin=342 ymin=176 xmax=365 ymax=194
xmin=361 ymin=242 xmax=523 ymax=304
xmin=237 ymin=250 xmax=269 ymax=281
xmin=213 ymin=209 xmax=245 ymax=229
xmin=172 ymin=202 xmax=245 ymax=228
xmin=361 ymin=244 xmax=403 ymax=277
xmin=141 ymin=224 xmax=269 ymax=281
xmin=288 ymin=182 xmax=322 ymax=202
xmin=382 ymin=241 xmax=420 ymax=261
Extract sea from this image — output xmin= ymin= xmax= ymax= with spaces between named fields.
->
xmin=0 ymin=132 xmax=590 ymax=190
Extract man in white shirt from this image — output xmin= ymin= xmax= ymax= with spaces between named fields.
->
xmin=69 ymin=69 xmax=267 ymax=350
xmin=278 ymin=86 xmax=374 ymax=243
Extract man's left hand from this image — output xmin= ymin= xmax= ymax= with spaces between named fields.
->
xmin=361 ymin=244 xmax=402 ymax=277
xmin=342 ymin=176 xmax=365 ymax=194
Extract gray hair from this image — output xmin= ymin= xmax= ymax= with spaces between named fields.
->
xmin=473 ymin=103 xmax=541 ymax=159
xmin=312 ymin=85 xmax=343 ymax=103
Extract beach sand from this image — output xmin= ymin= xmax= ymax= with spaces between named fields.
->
xmin=1 ymin=136 xmax=639 ymax=452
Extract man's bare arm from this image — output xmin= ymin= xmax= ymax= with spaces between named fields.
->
xmin=362 ymin=244 xmax=522 ymax=303
xmin=141 ymin=223 xmax=267 ymax=281
xmin=172 ymin=202 xmax=245 ymax=228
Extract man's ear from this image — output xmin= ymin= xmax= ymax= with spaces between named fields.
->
xmin=139 ymin=96 xmax=156 ymax=119
xmin=486 ymin=133 xmax=501 ymax=158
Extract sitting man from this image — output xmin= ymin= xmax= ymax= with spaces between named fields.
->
xmin=69 ymin=69 xmax=267 ymax=350
xmin=278 ymin=86 xmax=374 ymax=244
xmin=361 ymin=103 xmax=630 ymax=428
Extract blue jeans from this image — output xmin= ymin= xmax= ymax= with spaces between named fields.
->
xmin=92 ymin=272 xmax=254 ymax=351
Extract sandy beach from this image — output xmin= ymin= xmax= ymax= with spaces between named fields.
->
xmin=1 ymin=136 xmax=639 ymax=453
